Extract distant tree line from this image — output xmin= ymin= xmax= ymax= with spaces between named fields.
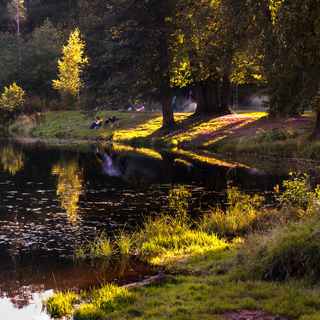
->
xmin=1 ymin=0 xmax=320 ymax=134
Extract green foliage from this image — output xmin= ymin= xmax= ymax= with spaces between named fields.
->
xmin=279 ymin=172 xmax=320 ymax=211
xmin=52 ymin=28 xmax=88 ymax=102
xmin=200 ymin=186 xmax=264 ymax=237
xmin=74 ymin=230 xmax=114 ymax=260
xmin=22 ymin=20 xmax=61 ymax=108
xmin=0 ymin=33 xmax=20 ymax=90
xmin=45 ymin=291 xmax=79 ymax=317
xmin=254 ymin=128 xmax=300 ymax=143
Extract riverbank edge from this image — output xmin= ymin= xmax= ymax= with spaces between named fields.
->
xmin=5 ymin=110 xmax=320 ymax=163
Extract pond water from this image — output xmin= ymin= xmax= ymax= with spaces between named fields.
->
xmin=0 ymin=138 xmax=318 ymax=320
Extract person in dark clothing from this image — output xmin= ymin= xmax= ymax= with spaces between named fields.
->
xmin=89 ymin=117 xmax=102 ymax=129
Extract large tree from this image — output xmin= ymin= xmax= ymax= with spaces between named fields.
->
xmin=81 ymin=0 xmax=176 ymax=128
xmin=0 ymin=32 xmax=21 ymax=90
xmin=22 ymin=20 xmax=62 ymax=110
xmin=250 ymin=0 xmax=320 ymax=137
xmin=170 ymin=0 xmax=254 ymax=116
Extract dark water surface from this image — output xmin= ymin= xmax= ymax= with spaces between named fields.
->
xmin=0 ymin=138 xmax=317 ymax=320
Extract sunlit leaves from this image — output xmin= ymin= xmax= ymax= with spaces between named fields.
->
xmin=52 ymin=28 xmax=88 ymax=101
xmin=269 ymin=0 xmax=284 ymax=24
xmin=51 ymin=157 xmax=84 ymax=225
xmin=0 ymin=82 xmax=25 ymax=113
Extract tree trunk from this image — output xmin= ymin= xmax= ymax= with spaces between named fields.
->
xmin=194 ymin=78 xmax=219 ymax=115
xmin=193 ymin=81 xmax=206 ymax=115
xmin=161 ymin=86 xmax=174 ymax=128
xmin=157 ymin=10 xmax=174 ymax=129
xmin=205 ymin=78 xmax=219 ymax=112
xmin=308 ymin=110 xmax=320 ymax=140
xmin=220 ymin=74 xmax=233 ymax=115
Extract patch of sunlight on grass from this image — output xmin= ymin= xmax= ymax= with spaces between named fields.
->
xmin=113 ymin=144 xmax=135 ymax=152
xmin=234 ymin=111 xmax=267 ymax=117
xmin=113 ymin=116 xmax=163 ymax=141
xmin=174 ymin=158 xmax=193 ymax=167
xmin=202 ymin=136 xmax=226 ymax=146
xmin=172 ymin=149 xmax=248 ymax=168
xmin=135 ymin=148 xmax=162 ymax=160
xmin=149 ymin=243 xmax=230 ymax=266
xmin=170 ymin=114 xmax=265 ymax=146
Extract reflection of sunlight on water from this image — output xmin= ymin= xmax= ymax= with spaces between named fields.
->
xmin=0 ymin=288 xmax=53 ymax=320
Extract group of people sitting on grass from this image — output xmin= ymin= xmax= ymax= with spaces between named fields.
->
xmin=89 ymin=116 xmax=120 ymax=129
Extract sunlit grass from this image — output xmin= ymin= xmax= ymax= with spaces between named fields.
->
xmin=44 ymin=291 xmax=79 ymax=318
xmin=113 ymin=115 xmax=163 ymax=141
xmin=172 ymin=148 xmax=248 ymax=168
xmin=135 ymin=147 xmax=162 ymax=160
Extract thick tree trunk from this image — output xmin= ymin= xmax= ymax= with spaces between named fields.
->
xmin=157 ymin=11 xmax=174 ymax=129
xmin=194 ymin=78 xmax=219 ymax=115
xmin=194 ymin=81 xmax=206 ymax=115
xmin=161 ymin=86 xmax=174 ymax=128
xmin=309 ymin=110 xmax=320 ymax=140
xmin=205 ymin=78 xmax=219 ymax=112
xmin=220 ymin=74 xmax=233 ymax=114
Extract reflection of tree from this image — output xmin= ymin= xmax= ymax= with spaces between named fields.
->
xmin=0 ymin=144 xmax=25 ymax=175
xmin=51 ymin=157 xmax=83 ymax=225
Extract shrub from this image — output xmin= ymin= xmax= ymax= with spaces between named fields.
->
xmin=279 ymin=172 xmax=320 ymax=212
xmin=0 ymin=83 xmax=25 ymax=123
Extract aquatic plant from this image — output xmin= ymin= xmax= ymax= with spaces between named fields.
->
xmin=168 ymin=184 xmax=191 ymax=219
xmin=114 ymin=228 xmax=135 ymax=256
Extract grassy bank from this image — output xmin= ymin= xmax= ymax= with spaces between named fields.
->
xmin=7 ymin=110 xmax=320 ymax=161
xmin=44 ymin=178 xmax=320 ymax=319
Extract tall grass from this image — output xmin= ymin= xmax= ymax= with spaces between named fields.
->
xmin=237 ymin=217 xmax=320 ymax=282
xmin=74 ymin=231 xmax=114 ymax=260
xmin=236 ymin=173 xmax=320 ymax=282
xmin=200 ymin=186 xmax=265 ymax=237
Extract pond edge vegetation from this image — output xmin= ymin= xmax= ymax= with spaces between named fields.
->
xmin=44 ymin=177 xmax=320 ymax=320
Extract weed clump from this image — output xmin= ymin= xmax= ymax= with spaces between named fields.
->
xmin=44 ymin=291 xmax=79 ymax=317
xmin=200 ymin=186 xmax=265 ymax=237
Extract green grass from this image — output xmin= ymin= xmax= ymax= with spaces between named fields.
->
xmin=44 ymin=290 xmax=79 ymax=317
xmin=8 ymin=109 xmax=320 ymax=161
xmin=45 ymin=246 xmax=320 ymax=320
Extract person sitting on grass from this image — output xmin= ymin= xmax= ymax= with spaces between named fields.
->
xmin=89 ymin=116 xmax=103 ymax=129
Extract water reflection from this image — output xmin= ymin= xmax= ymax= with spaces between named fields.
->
xmin=1 ymin=138 xmax=319 ymax=319
xmin=51 ymin=154 xmax=84 ymax=225
xmin=0 ymin=142 xmax=25 ymax=176
xmin=92 ymin=144 xmax=127 ymax=177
